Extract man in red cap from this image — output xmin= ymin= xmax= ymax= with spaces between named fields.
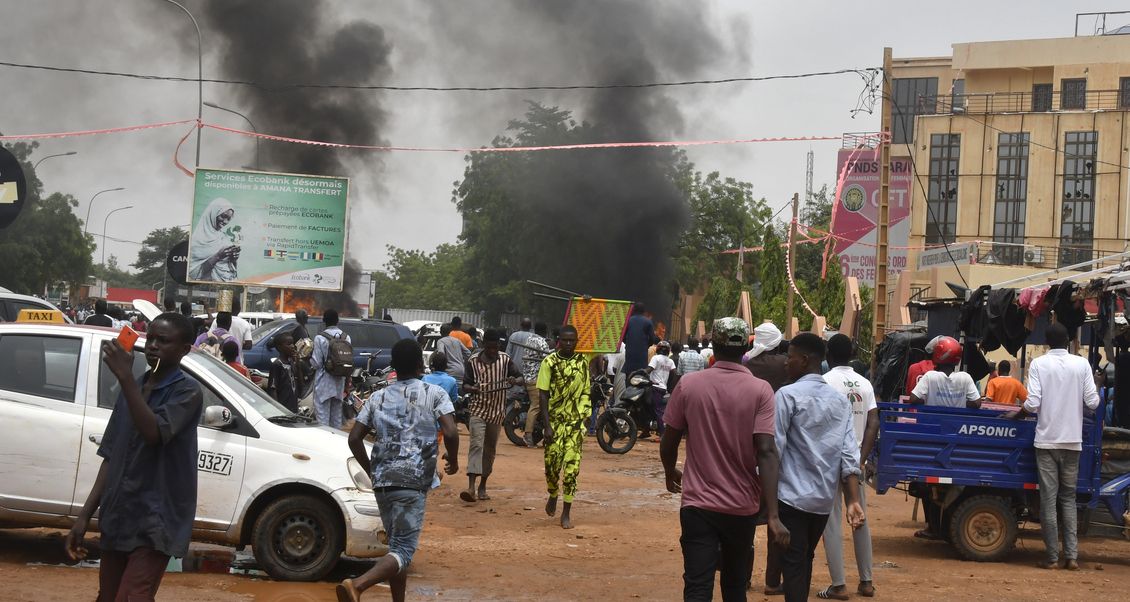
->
xmin=908 ymin=336 xmax=983 ymax=410
xmin=907 ymin=336 xmax=984 ymax=541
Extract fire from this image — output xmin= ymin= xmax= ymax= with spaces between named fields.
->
xmin=277 ymin=291 xmax=320 ymax=315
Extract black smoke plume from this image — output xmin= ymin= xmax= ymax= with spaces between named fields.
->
xmin=194 ymin=0 xmax=390 ymax=316
xmin=196 ymin=0 xmax=391 ymax=175
xmin=437 ymin=2 xmax=732 ymax=319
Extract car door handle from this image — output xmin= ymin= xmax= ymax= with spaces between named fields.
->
xmin=88 ymin=434 xmax=103 ymax=445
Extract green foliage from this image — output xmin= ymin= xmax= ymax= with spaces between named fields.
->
xmin=674 ymin=171 xmax=771 ymax=292
xmin=372 ymin=243 xmax=469 ymax=310
xmin=92 ymin=255 xmax=139 ymax=288
xmin=454 ymin=101 xmax=691 ymax=323
xmin=0 ymin=141 xmax=93 ymax=294
xmin=132 ymin=227 xmax=188 ymax=289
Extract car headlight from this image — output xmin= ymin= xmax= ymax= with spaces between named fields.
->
xmin=347 ymin=457 xmax=373 ymax=492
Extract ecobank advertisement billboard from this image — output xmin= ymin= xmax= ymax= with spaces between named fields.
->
xmin=188 ymin=168 xmax=349 ymax=291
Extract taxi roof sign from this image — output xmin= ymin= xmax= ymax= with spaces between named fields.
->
xmin=17 ymin=309 xmax=66 ymax=324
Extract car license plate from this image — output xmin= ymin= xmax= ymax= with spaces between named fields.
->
xmin=198 ymin=450 xmax=233 ymax=476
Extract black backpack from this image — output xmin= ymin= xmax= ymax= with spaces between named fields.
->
xmin=318 ymin=331 xmax=354 ymax=377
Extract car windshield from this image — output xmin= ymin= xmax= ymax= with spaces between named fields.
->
xmin=186 ymin=350 xmax=292 ymax=419
xmin=252 ymin=319 xmax=289 ymax=344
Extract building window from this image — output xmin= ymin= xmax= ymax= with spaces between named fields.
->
xmin=1060 ymin=131 xmax=1097 ymax=267
xmin=927 ymin=133 xmax=960 ymax=245
xmin=1061 ymin=78 xmax=1087 ymax=110
xmin=892 ymin=77 xmax=938 ymax=144
xmin=991 ymin=133 xmax=1029 ymax=265
xmin=1032 ymin=84 xmax=1052 ymax=112
xmin=1121 ymin=77 xmax=1130 ymax=109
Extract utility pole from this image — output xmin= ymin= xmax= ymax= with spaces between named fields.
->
xmin=805 ymin=150 xmax=814 ymax=205
xmin=873 ymin=47 xmax=894 ymax=346
xmin=784 ymin=192 xmax=800 ymax=337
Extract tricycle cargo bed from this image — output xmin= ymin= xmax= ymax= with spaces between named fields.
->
xmin=875 ymin=403 xmax=1103 ymax=497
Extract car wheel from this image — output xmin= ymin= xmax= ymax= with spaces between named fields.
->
xmin=252 ymin=494 xmax=344 ymax=581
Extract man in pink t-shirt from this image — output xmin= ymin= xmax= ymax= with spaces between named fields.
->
xmin=661 ymin=317 xmax=789 ymax=601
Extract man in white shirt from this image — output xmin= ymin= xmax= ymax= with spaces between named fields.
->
xmin=645 ymin=341 xmax=676 ymax=438
xmin=1006 ymin=323 xmax=1100 ymax=570
xmin=908 ymin=336 xmax=983 ymax=409
xmin=907 ymin=335 xmax=982 ymax=541
xmin=818 ymin=334 xmax=878 ymax=599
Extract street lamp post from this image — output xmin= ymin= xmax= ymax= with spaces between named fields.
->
xmin=205 ymin=102 xmax=260 ymax=170
xmin=32 ymin=151 xmax=77 ymax=171
xmin=82 ymin=187 xmax=126 ymax=238
xmin=101 ymin=205 xmax=134 ymax=275
xmin=161 ymin=0 xmax=203 ymax=167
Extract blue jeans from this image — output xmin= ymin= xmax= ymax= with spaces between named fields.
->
xmin=374 ymin=488 xmax=427 ymax=572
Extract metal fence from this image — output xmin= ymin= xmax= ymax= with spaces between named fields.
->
xmin=923 ymin=89 xmax=1130 ymax=115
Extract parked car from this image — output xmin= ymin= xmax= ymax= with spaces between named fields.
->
xmin=0 ymin=319 xmax=387 ymax=581
xmin=0 ymin=290 xmax=72 ymax=323
xmin=196 ymin=312 xmax=295 ymax=329
xmin=244 ymin=317 xmax=413 ymax=373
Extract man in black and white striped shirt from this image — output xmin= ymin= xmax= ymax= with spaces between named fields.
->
xmin=461 ymin=329 xmax=523 ymax=503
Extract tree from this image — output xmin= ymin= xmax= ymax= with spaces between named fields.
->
xmin=454 ymin=102 xmax=691 ymax=324
xmin=373 ymin=243 xmax=469 ymax=310
xmin=0 ymin=141 xmax=94 ymax=294
xmin=674 ymin=171 xmax=771 ymax=292
xmin=93 ymin=255 xmax=139 ymax=289
xmin=132 ymin=227 xmax=188 ymax=290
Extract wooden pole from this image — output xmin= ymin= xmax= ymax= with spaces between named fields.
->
xmin=873 ymin=47 xmax=894 ymax=346
xmin=785 ymin=192 xmax=800 ymax=337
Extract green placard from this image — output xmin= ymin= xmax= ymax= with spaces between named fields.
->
xmin=188 ymin=168 xmax=349 ymax=291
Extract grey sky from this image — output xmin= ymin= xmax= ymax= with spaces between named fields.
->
xmin=3 ymin=1 xmax=1127 ymax=277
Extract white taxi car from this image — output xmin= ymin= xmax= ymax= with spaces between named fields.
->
xmin=0 ymin=316 xmax=386 ymax=581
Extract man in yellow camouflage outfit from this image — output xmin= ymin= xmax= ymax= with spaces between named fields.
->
xmin=538 ymin=324 xmax=591 ymax=529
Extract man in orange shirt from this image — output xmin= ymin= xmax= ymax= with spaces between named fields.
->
xmin=985 ymin=360 xmax=1028 ymax=405
xmin=449 ymin=316 xmax=474 ymax=349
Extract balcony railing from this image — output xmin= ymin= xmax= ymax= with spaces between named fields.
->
xmin=913 ymin=89 xmax=1130 ymax=115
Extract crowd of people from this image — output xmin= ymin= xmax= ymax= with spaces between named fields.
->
xmin=61 ymin=292 xmax=1104 ymax=602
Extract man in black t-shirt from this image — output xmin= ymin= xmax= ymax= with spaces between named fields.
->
xmin=83 ymin=299 xmax=114 ymax=328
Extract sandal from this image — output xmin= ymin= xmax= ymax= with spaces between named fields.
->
xmin=763 ymin=586 xmax=784 ymax=596
xmin=817 ymin=586 xmax=850 ymax=600
xmin=459 ymin=490 xmax=477 ymax=503
xmin=913 ymin=529 xmax=943 ymax=541
xmin=477 ymin=491 xmax=491 ymax=501
xmin=858 ymin=582 xmax=876 ymax=597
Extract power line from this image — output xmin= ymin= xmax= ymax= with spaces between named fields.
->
xmin=0 ymin=60 xmax=879 ymax=93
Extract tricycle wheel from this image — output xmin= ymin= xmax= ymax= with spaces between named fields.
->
xmin=948 ymin=495 xmax=1017 ymax=562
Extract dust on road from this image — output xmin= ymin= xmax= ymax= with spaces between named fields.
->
xmin=2 ymin=429 xmax=1129 ymax=601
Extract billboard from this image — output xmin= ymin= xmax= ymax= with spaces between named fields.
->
xmin=188 ymin=168 xmax=349 ymax=291
xmin=832 ymin=149 xmax=912 ymax=286
xmin=563 ymin=297 xmax=632 ymax=354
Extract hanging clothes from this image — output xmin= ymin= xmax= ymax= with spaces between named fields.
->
xmin=1018 ymin=285 xmax=1051 ymax=317
xmin=959 ymin=285 xmax=991 ymax=342
xmin=984 ymin=288 xmax=1029 ymax=356
xmin=1050 ymin=282 xmax=1086 ymax=334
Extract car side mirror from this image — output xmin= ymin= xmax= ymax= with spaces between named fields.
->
xmin=265 ymin=336 xmax=276 ymax=350
xmin=203 ymin=405 xmax=235 ymax=429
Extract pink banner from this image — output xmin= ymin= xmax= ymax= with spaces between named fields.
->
xmin=831 ymin=149 xmax=912 ymax=286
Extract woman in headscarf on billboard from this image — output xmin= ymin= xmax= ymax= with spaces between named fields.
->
xmin=189 ymin=197 xmax=242 ymax=282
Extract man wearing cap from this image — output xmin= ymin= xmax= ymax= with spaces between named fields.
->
xmin=645 ymin=340 xmax=677 ymax=438
xmin=661 ymin=318 xmax=787 ymax=601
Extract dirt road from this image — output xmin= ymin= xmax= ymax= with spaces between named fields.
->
xmin=2 ymin=431 xmax=1128 ymax=601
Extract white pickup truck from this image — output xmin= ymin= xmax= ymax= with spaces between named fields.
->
xmin=0 ymin=318 xmax=386 ymax=581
